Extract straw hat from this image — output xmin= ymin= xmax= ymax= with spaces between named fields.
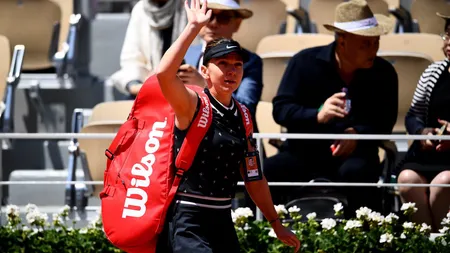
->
xmin=323 ymin=0 xmax=394 ymax=37
xmin=437 ymin=12 xmax=450 ymax=19
xmin=202 ymin=0 xmax=253 ymax=19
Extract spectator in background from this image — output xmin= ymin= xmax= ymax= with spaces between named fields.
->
xmin=264 ymin=0 xmax=398 ymax=215
xmin=108 ymin=0 xmax=187 ymax=98
xmin=396 ymin=12 xmax=450 ymax=232
xmin=182 ymin=0 xmax=262 ymax=118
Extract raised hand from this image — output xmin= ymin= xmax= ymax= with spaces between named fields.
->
xmin=184 ymin=0 xmax=212 ymax=27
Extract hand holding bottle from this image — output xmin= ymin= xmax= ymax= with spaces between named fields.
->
xmin=317 ymin=92 xmax=347 ymax=124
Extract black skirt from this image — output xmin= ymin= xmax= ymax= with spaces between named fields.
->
xmin=398 ymin=141 xmax=450 ymax=182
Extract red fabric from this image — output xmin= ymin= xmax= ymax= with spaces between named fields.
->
xmin=236 ymin=102 xmax=254 ymax=142
xmin=101 ymin=75 xmax=212 ymax=253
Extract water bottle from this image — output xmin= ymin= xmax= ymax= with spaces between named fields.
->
xmin=342 ymin=87 xmax=351 ymax=113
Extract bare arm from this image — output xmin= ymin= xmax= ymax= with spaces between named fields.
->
xmin=241 ymin=173 xmax=278 ymax=222
xmin=155 ymin=0 xmax=211 ymax=130
xmin=240 ymin=167 xmax=300 ymax=252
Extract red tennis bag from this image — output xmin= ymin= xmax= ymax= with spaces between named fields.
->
xmin=100 ymin=75 xmax=212 ymax=253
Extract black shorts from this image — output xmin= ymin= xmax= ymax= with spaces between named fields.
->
xmin=156 ymin=200 xmax=240 ymax=253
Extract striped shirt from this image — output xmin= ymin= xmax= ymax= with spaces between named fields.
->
xmin=406 ymin=59 xmax=449 ymax=134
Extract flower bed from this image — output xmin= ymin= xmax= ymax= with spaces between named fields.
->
xmin=235 ymin=203 xmax=450 ymax=253
xmin=0 ymin=204 xmax=120 ymax=253
xmin=1 ymin=203 xmax=449 ymax=252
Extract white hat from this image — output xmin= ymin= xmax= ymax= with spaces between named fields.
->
xmin=201 ymin=0 xmax=253 ymax=19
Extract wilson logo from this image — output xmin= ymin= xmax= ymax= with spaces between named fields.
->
xmin=122 ymin=118 xmax=167 ymax=218
xmin=197 ymin=96 xmax=210 ymax=128
xmin=242 ymin=106 xmax=250 ymax=126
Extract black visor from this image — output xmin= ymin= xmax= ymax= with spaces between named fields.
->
xmin=202 ymin=40 xmax=249 ymax=65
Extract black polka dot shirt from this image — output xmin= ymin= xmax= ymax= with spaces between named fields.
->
xmin=173 ymin=89 xmax=247 ymax=199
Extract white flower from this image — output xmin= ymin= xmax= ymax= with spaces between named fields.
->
xmin=30 ymin=228 xmax=39 ymax=236
xmin=59 ymin=205 xmax=70 ymax=216
xmin=344 ymin=220 xmax=362 ymax=230
xmin=441 ymin=218 xmax=450 ymax=226
xmin=306 ymin=212 xmax=317 ymax=220
xmin=52 ymin=213 xmax=64 ymax=223
xmin=231 ymin=210 xmax=237 ymax=223
xmin=384 ymin=213 xmax=399 ymax=224
xmin=61 ymin=205 xmax=70 ymax=212
xmin=440 ymin=227 xmax=449 ymax=234
xmin=243 ymin=223 xmax=250 ymax=231
xmin=79 ymin=227 xmax=88 ymax=234
xmin=25 ymin=204 xmax=38 ymax=213
xmin=420 ymin=223 xmax=431 ymax=233
xmin=368 ymin=212 xmax=384 ymax=223
xmin=231 ymin=208 xmax=253 ymax=227
xmin=274 ymin=205 xmax=288 ymax=215
xmin=39 ymin=212 xmax=48 ymax=222
xmin=288 ymin=206 xmax=300 ymax=214
xmin=334 ymin=203 xmax=344 ymax=213
xmin=233 ymin=207 xmax=254 ymax=219
xmin=400 ymin=202 xmax=418 ymax=213
xmin=400 ymin=233 xmax=407 ymax=239
xmin=22 ymin=226 xmax=30 ymax=231
xmin=321 ymin=218 xmax=336 ymax=230
xmin=403 ymin=222 xmax=414 ymax=230
xmin=268 ymin=228 xmax=277 ymax=238
xmin=380 ymin=233 xmax=393 ymax=244
xmin=6 ymin=205 xmax=19 ymax=216
xmin=26 ymin=211 xmax=37 ymax=224
xmin=356 ymin=207 xmax=372 ymax=219
xmin=447 ymin=212 xmax=450 ymax=219
xmin=89 ymin=215 xmax=102 ymax=228
xmin=26 ymin=210 xmax=48 ymax=225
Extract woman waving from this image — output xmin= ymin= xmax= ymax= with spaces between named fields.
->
xmin=154 ymin=0 xmax=301 ymax=252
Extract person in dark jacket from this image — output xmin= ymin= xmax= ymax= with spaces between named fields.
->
xmin=264 ymin=0 xmax=398 ymax=215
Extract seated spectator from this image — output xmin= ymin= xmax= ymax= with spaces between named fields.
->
xmin=264 ymin=0 xmax=398 ymax=215
xmin=396 ymin=12 xmax=450 ymax=232
xmin=108 ymin=0 xmax=187 ymax=98
xmin=181 ymin=0 xmax=262 ymax=118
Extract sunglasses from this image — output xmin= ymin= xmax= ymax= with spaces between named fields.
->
xmin=441 ymin=32 xmax=450 ymax=41
xmin=208 ymin=10 xmax=237 ymax=25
